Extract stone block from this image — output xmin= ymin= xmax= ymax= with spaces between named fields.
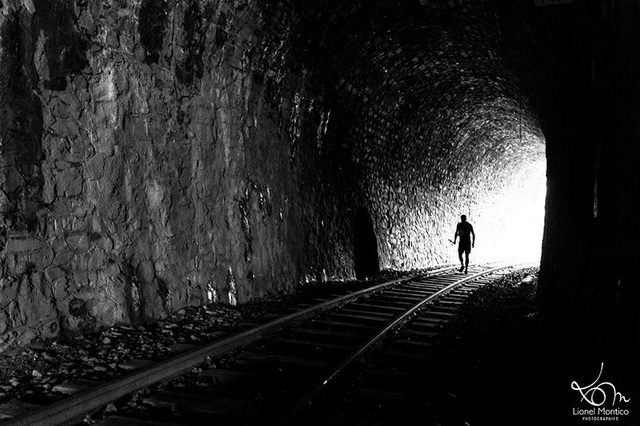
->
xmin=22 ymin=0 xmax=35 ymax=14
xmin=0 ymin=278 xmax=19 ymax=305
xmin=72 ymin=271 xmax=90 ymax=288
xmin=55 ymin=167 xmax=83 ymax=198
xmin=89 ymin=216 xmax=102 ymax=233
xmin=63 ymin=315 xmax=82 ymax=331
xmin=66 ymin=233 xmax=90 ymax=251
xmin=94 ymin=103 xmax=118 ymax=127
xmin=136 ymin=260 xmax=155 ymax=283
xmin=134 ymin=44 xmax=146 ymax=62
xmin=41 ymin=320 xmax=60 ymax=339
xmin=51 ymin=277 xmax=69 ymax=301
xmin=106 ymin=262 xmax=121 ymax=276
xmin=94 ymin=270 xmax=111 ymax=288
xmin=55 ymin=159 xmax=72 ymax=170
xmin=114 ymin=67 xmax=129 ymax=94
xmin=139 ymin=281 xmax=166 ymax=320
xmin=87 ymin=251 xmax=108 ymax=270
xmin=3 ymin=168 xmax=25 ymax=193
xmin=106 ymin=31 xmax=119 ymax=49
xmin=73 ymin=252 xmax=94 ymax=271
xmin=14 ymin=329 xmax=37 ymax=348
xmin=71 ymin=202 xmax=93 ymax=218
xmin=26 ymin=246 xmax=55 ymax=271
xmin=0 ymin=189 xmax=13 ymax=213
xmin=85 ymin=153 xmax=106 ymax=181
xmin=66 ymin=138 xmax=89 ymax=163
xmin=3 ymin=237 xmax=47 ymax=254
xmin=93 ymin=127 xmax=116 ymax=155
xmin=18 ymin=275 xmax=31 ymax=298
xmin=44 ymin=265 xmax=66 ymax=282
xmin=78 ymin=10 xmax=97 ymax=34
xmin=52 ymin=99 xmax=80 ymax=121
xmin=128 ymin=117 xmax=149 ymax=140
xmin=91 ymin=74 xmax=116 ymax=103
xmin=100 ymin=235 xmax=114 ymax=251
xmin=0 ymin=311 xmax=8 ymax=335
xmin=119 ymin=33 xmax=134 ymax=55
xmin=46 ymin=136 xmax=70 ymax=158
xmin=49 ymin=233 xmax=68 ymax=252
xmin=104 ymin=199 xmax=125 ymax=222
xmin=41 ymin=169 xmax=56 ymax=204
xmin=50 ymin=117 xmax=80 ymax=138
xmin=53 ymin=249 xmax=75 ymax=266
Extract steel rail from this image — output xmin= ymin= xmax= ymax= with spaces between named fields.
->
xmin=5 ymin=266 xmax=462 ymax=426
xmin=280 ymin=261 xmax=537 ymax=422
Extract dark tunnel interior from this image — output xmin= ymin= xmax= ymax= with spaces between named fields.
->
xmin=324 ymin=0 xmax=549 ymax=267
xmin=0 ymin=1 xmax=639 ymax=413
xmin=353 ymin=208 xmax=380 ymax=280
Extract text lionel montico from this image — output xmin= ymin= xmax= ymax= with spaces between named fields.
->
xmin=571 ymin=363 xmax=631 ymax=421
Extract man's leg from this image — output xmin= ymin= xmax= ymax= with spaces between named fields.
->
xmin=458 ymin=249 xmax=464 ymax=272
xmin=464 ymin=251 xmax=469 ymax=273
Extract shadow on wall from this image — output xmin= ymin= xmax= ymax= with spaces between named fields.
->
xmin=354 ymin=208 xmax=380 ymax=280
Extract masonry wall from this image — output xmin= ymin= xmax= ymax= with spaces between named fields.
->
xmin=0 ymin=0 xmax=554 ymax=351
xmin=0 ymin=0 xmax=359 ymax=350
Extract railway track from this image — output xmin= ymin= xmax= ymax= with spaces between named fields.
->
xmin=1 ymin=261 xmax=536 ymax=425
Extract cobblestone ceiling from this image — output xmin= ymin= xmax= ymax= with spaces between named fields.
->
xmin=327 ymin=0 xmax=547 ymax=268
xmin=0 ymin=0 xmax=547 ymax=349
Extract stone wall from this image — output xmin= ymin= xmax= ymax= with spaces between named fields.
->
xmin=0 ymin=0 xmax=552 ymax=351
xmin=0 ymin=0 xmax=359 ymax=350
xmin=536 ymin=0 xmax=640 ymax=344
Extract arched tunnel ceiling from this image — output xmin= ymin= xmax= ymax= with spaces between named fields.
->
xmin=271 ymin=0 xmax=546 ymax=177
xmin=274 ymin=0 xmax=548 ymax=265
xmin=335 ymin=0 xmax=545 ymax=184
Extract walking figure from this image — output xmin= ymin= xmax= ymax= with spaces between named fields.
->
xmin=453 ymin=215 xmax=475 ymax=273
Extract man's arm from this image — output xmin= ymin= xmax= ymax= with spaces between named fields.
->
xmin=453 ymin=224 xmax=459 ymax=244
xmin=471 ymin=225 xmax=476 ymax=247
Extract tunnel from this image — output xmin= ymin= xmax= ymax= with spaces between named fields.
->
xmin=0 ymin=0 xmax=638 ymax=407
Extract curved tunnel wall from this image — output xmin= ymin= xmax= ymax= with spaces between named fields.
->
xmin=0 ymin=0 xmax=366 ymax=349
xmin=328 ymin=0 xmax=547 ymax=269
xmin=1 ymin=0 xmax=550 ymax=349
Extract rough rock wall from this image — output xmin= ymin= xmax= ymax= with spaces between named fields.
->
xmin=0 ymin=0 xmax=357 ymax=350
xmin=536 ymin=0 xmax=640 ymax=342
xmin=0 ymin=0 xmax=553 ymax=351
xmin=532 ymin=2 xmax=640 ymax=413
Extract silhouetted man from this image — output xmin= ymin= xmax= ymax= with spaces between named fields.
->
xmin=453 ymin=215 xmax=475 ymax=273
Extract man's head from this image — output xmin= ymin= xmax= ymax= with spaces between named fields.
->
xmin=460 ymin=215 xmax=467 ymax=222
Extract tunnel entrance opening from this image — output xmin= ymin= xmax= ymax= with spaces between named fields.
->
xmin=354 ymin=208 xmax=380 ymax=280
xmin=512 ymin=161 xmax=547 ymax=261
xmin=474 ymin=159 xmax=547 ymax=263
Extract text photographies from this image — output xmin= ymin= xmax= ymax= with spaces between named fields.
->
xmin=571 ymin=363 xmax=631 ymax=422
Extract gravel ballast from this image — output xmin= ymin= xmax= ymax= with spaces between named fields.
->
xmin=0 ymin=267 xmax=542 ymax=424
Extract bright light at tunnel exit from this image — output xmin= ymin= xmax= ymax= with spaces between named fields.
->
xmin=474 ymin=160 xmax=546 ymax=263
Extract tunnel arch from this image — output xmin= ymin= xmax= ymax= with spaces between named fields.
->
xmin=292 ymin=0 xmax=550 ymax=269
xmin=2 ymin=0 xmax=637 ymax=365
